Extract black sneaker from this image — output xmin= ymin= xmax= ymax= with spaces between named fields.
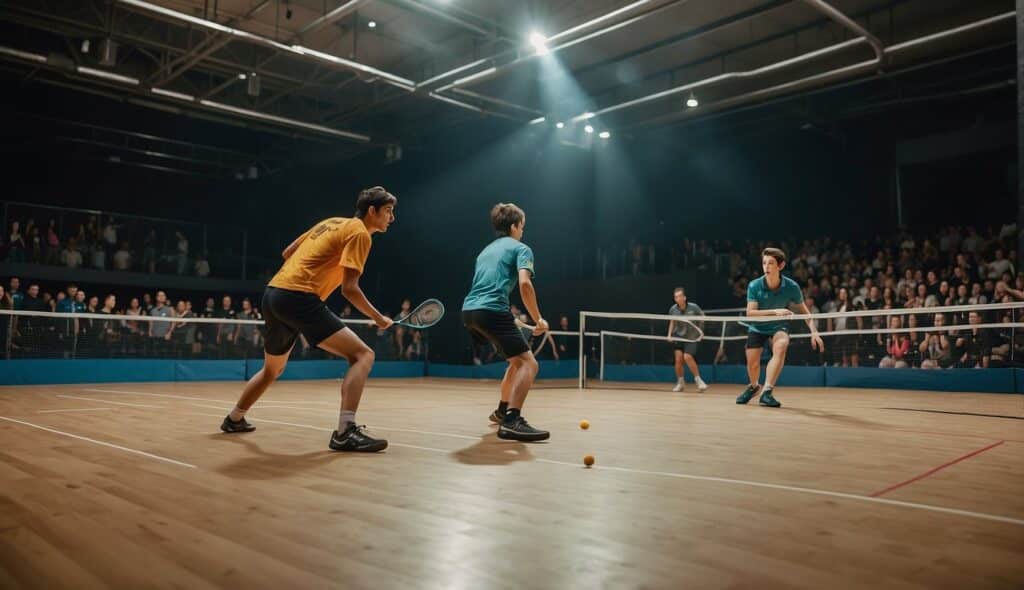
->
xmin=489 ymin=409 xmax=506 ymax=424
xmin=497 ymin=417 xmax=550 ymax=442
xmin=328 ymin=423 xmax=388 ymax=452
xmin=735 ymin=384 xmax=761 ymax=405
xmin=221 ymin=415 xmax=255 ymax=433
xmin=758 ymin=389 xmax=782 ymax=408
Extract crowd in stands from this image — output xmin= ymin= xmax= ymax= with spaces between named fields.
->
xmin=0 ymin=277 xmax=423 ymax=362
xmin=3 ymin=222 xmax=1021 ymax=369
xmin=1 ymin=214 xmax=214 ymax=277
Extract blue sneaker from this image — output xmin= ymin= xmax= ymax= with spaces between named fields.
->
xmin=735 ymin=384 xmax=761 ymax=405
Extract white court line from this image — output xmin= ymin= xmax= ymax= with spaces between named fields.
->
xmin=87 ymin=387 xmax=331 ymax=405
xmin=38 ymin=408 xmax=115 ymax=414
xmin=56 ymin=395 xmax=163 ymax=409
xmin=191 ymin=412 xmax=1024 ymax=527
xmin=0 ymin=416 xmax=196 ymax=468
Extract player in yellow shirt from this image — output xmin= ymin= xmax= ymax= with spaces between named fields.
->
xmin=220 ymin=187 xmax=396 ymax=452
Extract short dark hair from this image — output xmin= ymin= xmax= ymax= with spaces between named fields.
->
xmin=761 ymin=247 xmax=786 ymax=266
xmin=490 ymin=203 xmax=525 ymax=236
xmin=355 ymin=186 xmax=397 ymax=218
xmin=673 ymin=286 xmax=685 ymax=296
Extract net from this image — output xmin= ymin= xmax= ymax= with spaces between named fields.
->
xmin=576 ymin=302 xmax=1024 ymax=390
xmin=0 ymin=309 xmax=432 ymax=363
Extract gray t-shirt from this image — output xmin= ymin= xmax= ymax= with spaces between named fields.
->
xmin=149 ymin=305 xmax=173 ymax=338
xmin=668 ymin=302 xmax=704 ymax=339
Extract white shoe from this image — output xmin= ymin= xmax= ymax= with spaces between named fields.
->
xmin=672 ymin=380 xmax=684 ymax=392
xmin=696 ymin=379 xmax=708 ymax=392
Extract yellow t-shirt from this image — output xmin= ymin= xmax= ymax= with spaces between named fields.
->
xmin=268 ymin=217 xmax=372 ymax=301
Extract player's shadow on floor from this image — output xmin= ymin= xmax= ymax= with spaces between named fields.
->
xmin=451 ymin=433 xmax=536 ymax=466
xmin=784 ymin=407 xmax=883 ymax=428
xmin=206 ymin=433 xmax=349 ymax=479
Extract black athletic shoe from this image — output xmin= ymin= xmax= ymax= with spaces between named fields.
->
xmin=221 ymin=415 xmax=255 ymax=433
xmin=758 ymin=389 xmax=782 ymax=408
xmin=735 ymin=384 xmax=761 ymax=405
xmin=489 ymin=409 xmax=506 ymax=424
xmin=497 ymin=417 xmax=550 ymax=442
xmin=328 ymin=423 xmax=388 ymax=452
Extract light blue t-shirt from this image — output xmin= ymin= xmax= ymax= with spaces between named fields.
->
xmin=746 ymin=275 xmax=803 ymax=335
xmin=462 ymin=237 xmax=535 ymax=313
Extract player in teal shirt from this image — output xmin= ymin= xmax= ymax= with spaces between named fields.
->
xmin=462 ymin=203 xmax=550 ymax=442
xmin=736 ymin=247 xmax=823 ymax=408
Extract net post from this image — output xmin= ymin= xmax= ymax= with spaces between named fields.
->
xmin=599 ymin=331 xmax=605 ymax=382
xmin=577 ymin=311 xmax=586 ymax=389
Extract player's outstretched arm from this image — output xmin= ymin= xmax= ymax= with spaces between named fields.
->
xmin=518 ymin=269 xmax=548 ymax=334
xmin=340 ymin=267 xmax=392 ymax=329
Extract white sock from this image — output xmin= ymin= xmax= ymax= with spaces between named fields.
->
xmin=764 ymin=382 xmax=774 ymax=390
xmin=696 ymin=376 xmax=707 ymax=385
xmin=677 ymin=377 xmax=685 ymax=384
xmin=339 ymin=410 xmax=356 ymax=431
xmin=229 ymin=406 xmax=247 ymax=421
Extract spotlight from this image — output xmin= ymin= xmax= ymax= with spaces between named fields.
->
xmin=237 ymin=73 xmax=247 ymax=80
xmin=584 ymin=125 xmax=594 ymax=134
xmin=686 ymin=92 xmax=698 ymax=108
xmin=528 ymin=31 xmax=549 ymax=56
xmin=555 ymin=122 xmax=565 ymax=129
xmin=598 ymin=131 xmax=610 ymax=139
xmin=529 ymin=116 xmax=546 ymax=125
xmin=368 ymin=20 xmax=377 ymax=28
xmin=581 ymin=112 xmax=594 ymax=119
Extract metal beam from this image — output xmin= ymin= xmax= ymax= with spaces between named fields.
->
xmin=294 ymin=0 xmax=373 ymax=39
xmin=624 ymin=13 xmax=1015 ymax=130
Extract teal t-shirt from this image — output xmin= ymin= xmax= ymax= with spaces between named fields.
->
xmin=462 ymin=237 xmax=535 ymax=313
xmin=746 ymin=275 xmax=803 ymax=334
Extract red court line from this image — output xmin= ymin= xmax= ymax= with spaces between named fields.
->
xmin=870 ymin=440 xmax=1006 ymax=497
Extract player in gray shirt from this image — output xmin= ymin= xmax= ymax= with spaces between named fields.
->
xmin=667 ymin=287 xmax=708 ymax=392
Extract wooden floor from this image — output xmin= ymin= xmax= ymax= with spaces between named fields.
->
xmin=0 ymin=378 xmax=1022 ymax=589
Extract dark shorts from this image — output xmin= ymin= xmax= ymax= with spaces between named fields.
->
xmin=673 ymin=341 xmax=699 ymax=357
xmin=746 ymin=328 xmax=789 ymax=350
xmin=262 ymin=286 xmax=348 ymax=355
xmin=462 ymin=309 xmax=529 ymax=359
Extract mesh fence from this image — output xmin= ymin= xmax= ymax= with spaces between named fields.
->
xmin=0 ymin=309 xmax=430 ymax=362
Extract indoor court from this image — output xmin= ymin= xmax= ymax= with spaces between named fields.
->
xmin=1 ymin=379 xmax=1021 ymax=589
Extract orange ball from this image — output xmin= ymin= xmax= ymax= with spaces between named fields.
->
xmin=579 ymin=419 xmax=590 ymax=430
xmin=583 ymin=455 xmax=595 ymax=467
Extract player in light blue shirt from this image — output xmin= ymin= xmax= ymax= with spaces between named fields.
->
xmin=462 ymin=203 xmax=550 ymax=442
xmin=736 ymin=247 xmax=823 ymax=408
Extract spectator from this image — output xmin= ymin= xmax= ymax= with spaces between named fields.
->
xmin=122 ymin=297 xmax=145 ymax=355
xmin=173 ymin=300 xmax=196 ymax=357
xmin=102 ymin=217 xmax=118 ymax=254
xmin=7 ymin=221 xmax=25 ymax=262
xmin=61 ymin=238 xmax=83 ymax=269
xmin=142 ymin=229 xmax=157 ymax=273
xmin=920 ymin=313 xmax=954 ymax=369
xmin=175 ymin=231 xmax=189 ymax=275
xmin=142 ymin=292 xmax=154 ymax=313
xmin=879 ymin=316 xmax=910 ymax=368
xmin=27 ymin=225 xmax=41 ymax=263
xmin=198 ymin=297 xmax=217 ymax=356
xmin=405 ymin=330 xmax=423 ymax=360
xmin=113 ymin=242 xmax=132 ymax=271
xmin=9 ymin=277 xmax=23 ymax=310
xmin=0 ymin=285 xmax=11 ymax=354
xmin=233 ymin=297 xmax=259 ymax=357
xmin=195 ymin=252 xmax=211 ymax=277
xmin=956 ymin=311 xmax=992 ymax=368
xmin=148 ymin=290 xmax=175 ymax=356
xmin=215 ymin=295 xmax=237 ymax=355
xmin=45 ymin=218 xmax=60 ymax=265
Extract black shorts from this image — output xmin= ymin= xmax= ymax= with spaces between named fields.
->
xmin=262 ymin=286 xmax=348 ymax=355
xmin=746 ymin=328 xmax=788 ymax=350
xmin=672 ymin=341 xmax=699 ymax=357
xmin=462 ymin=309 xmax=529 ymax=359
